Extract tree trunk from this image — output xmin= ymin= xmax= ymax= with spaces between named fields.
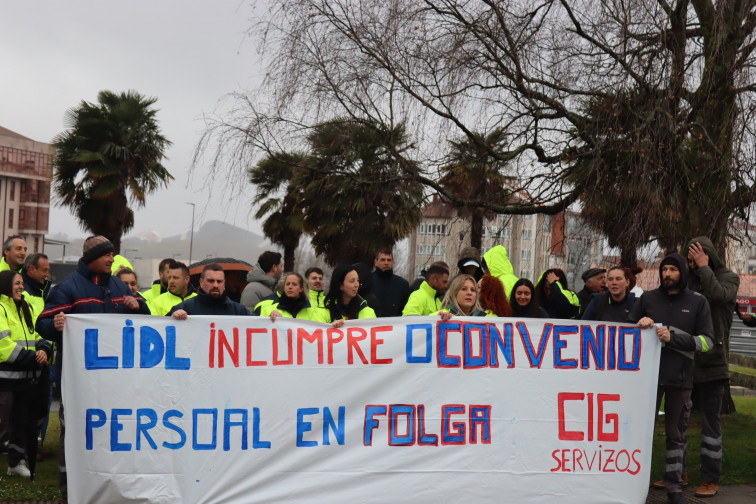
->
xmin=283 ymin=242 xmax=297 ymax=272
xmin=470 ymin=212 xmax=484 ymax=250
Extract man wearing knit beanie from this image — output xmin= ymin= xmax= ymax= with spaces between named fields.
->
xmin=628 ymin=252 xmax=714 ymax=504
xmin=35 ymin=235 xmax=150 ymax=500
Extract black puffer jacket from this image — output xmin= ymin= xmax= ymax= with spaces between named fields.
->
xmin=628 ymin=253 xmax=714 ymax=389
xmin=686 ymin=236 xmax=740 ymax=383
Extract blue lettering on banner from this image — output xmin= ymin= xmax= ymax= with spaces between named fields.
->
xmin=463 ymin=323 xmax=489 ymax=368
xmin=253 ymin=407 xmax=271 ymax=449
xmin=405 ymin=324 xmax=433 ymax=363
xmin=224 ymin=409 xmax=248 ymax=451
xmin=136 ymin=409 xmax=158 ymax=450
xmin=86 ymin=409 xmax=107 ymax=450
xmin=489 ymin=323 xmax=514 ymax=368
xmin=86 ymin=408 xmax=271 ymax=451
xmin=553 ymin=325 xmax=578 ymax=369
xmin=296 ymin=407 xmax=345 ymax=447
xmin=111 ymin=409 xmax=132 ymax=451
xmin=323 ymin=406 xmax=345 ymax=446
xmin=84 ymin=320 xmax=191 ymax=370
xmin=162 ymin=410 xmax=186 ymax=450
xmin=618 ymin=327 xmax=641 ymax=371
xmin=581 ymin=325 xmax=605 ymax=370
xmin=192 ymin=409 xmax=218 ymax=450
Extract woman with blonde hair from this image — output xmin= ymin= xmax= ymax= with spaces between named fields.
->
xmin=437 ymin=274 xmax=489 ymax=319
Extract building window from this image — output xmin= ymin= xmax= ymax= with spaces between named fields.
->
xmin=521 ymin=249 xmax=531 ymax=261
xmin=9 ymin=181 xmax=15 ymax=201
xmin=418 ymin=223 xmax=447 ymax=236
xmin=521 ymin=229 xmax=532 ymax=240
xmin=34 ymin=237 xmax=39 ymax=252
xmin=416 ymin=244 xmax=446 ymax=256
xmin=520 ymin=269 xmax=531 ymax=280
xmin=8 ymin=209 xmax=13 ymax=228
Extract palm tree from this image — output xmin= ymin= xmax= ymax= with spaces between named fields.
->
xmin=248 ymin=152 xmax=307 ymax=271
xmin=439 ymin=129 xmax=511 ymax=250
xmin=301 ymin=119 xmax=424 ymax=265
xmin=53 ymin=90 xmax=173 ymax=253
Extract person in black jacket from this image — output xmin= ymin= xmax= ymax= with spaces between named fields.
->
xmin=681 ymin=237 xmax=739 ymax=497
xmin=628 ymin=253 xmax=714 ymax=504
xmin=581 ymin=266 xmax=636 ymax=322
xmin=371 ymin=250 xmax=409 ymax=317
xmin=169 ymin=264 xmax=251 ymax=318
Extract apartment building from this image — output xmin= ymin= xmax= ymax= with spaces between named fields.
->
xmin=0 ymin=126 xmax=52 ymax=252
xmin=407 ymin=195 xmax=599 ymax=285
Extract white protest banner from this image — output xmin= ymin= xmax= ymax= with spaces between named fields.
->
xmin=63 ymin=314 xmax=660 ymax=503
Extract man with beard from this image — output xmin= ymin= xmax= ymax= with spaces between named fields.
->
xmin=169 ymin=264 xmax=250 ymax=318
xmin=674 ymin=237 xmax=738 ymax=498
xmin=628 ymin=252 xmax=714 ymax=504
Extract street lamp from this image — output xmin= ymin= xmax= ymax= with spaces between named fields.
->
xmin=186 ymin=202 xmax=195 ymax=266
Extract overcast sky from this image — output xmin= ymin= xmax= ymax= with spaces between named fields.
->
xmin=0 ymin=0 xmax=266 ymax=240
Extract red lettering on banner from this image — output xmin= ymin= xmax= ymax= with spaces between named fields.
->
xmin=370 ymin=326 xmax=393 ymax=365
xmin=347 ymin=327 xmax=368 ymax=364
xmin=558 ymin=392 xmax=621 ymax=442
xmin=246 ymin=328 xmax=267 ymax=366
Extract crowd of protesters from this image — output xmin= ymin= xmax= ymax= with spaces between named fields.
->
xmin=0 ymin=232 xmax=740 ymax=503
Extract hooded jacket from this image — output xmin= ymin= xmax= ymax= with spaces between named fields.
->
xmin=482 ymin=246 xmax=519 ymax=300
xmin=628 ymin=253 xmax=714 ymax=389
xmin=402 ymin=281 xmax=442 ymax=316
xmin=240 ymin=264 xmax=278 ymax=311
xmin=0 ymin=294 xmax=51 ymax=389
xmin=686 ymin=236 xmax=739 ymax=383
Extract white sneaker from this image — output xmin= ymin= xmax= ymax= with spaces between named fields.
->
xmin=7 ymin=460 xmax=30 ymax=477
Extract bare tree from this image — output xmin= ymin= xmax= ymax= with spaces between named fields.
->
xmin=197 ymin=0 xmax=756 ymax=263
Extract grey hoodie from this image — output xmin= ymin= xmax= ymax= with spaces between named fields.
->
xmin=240 ymin=263 xmax=278 ymax=311
xmin=686 ymin=236 xmax=740 ymax=383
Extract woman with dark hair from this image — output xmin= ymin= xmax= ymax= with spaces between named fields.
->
xmin=0 ymin=270 xmax=51 ymax=477
xmin=436 ymin=274 xmax=489 ymax=319
xmin=478 ymin=274 xmax=512 ymax=317
xmin=510 ymin=278 xmax=549 ymax=318
xmin=325 ymin=265 xmax=376 ymax=325
xmin=534 ymin=268 xmax=580 ymax=319
xmin=262 ymin=272 xmax=330 ymax=322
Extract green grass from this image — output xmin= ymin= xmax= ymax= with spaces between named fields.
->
xmin=730 ymin=364 xmax=756 ymax=377
xmin=650 ymin=395 xmax=756 ymax=486
xmin=0 ymin=413 xmax=62 ymax=500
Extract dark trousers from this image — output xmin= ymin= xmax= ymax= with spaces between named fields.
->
xmin=691 ymin=380 xmax=724 ymax=483
xmin=0 ymin=390 xmax=29 ymax=468
xmin=59 ymin=402 xmax=67 ymax=498
xmin=655 ymin=385 xmax=692 ymax=494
